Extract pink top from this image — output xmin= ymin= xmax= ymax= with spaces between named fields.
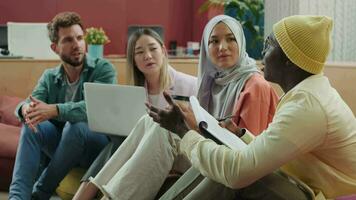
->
xmin=232 ymin=74 xmax=279 ymax=135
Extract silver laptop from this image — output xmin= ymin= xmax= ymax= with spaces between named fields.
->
xmin=84 ymin=82 xmax=146 ymax=136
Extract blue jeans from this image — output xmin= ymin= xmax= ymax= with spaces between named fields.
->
xmin=9 ymin=121 xmax=109 ymax=200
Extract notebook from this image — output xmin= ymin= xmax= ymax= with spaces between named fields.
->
xmin=84 ymin=82 xmax=146 ymax=136
xmin=189 ymin=96 xmax=247 ymax=150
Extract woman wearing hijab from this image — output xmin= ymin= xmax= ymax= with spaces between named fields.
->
xmin=80 ymin=15 xmax=278 ymax=200
xmin=195 ymin=14 xmax=277 ymax=135
xmin=158 ymin=14 xmax=280 ymax=200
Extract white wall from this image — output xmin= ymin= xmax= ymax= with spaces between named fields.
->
xmin=264 ymin=0 xmax=356 ymax=62
xmin=7 ymin=22 xmax=58 ymax=59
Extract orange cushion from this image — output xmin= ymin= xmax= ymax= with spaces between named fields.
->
xmin=0 ymin=123 xmax=21 ymax=157
xmin=0 ymin=121 xmax=21 ymax=191
xmin=0 ymin=96 xmax=23 ymax=127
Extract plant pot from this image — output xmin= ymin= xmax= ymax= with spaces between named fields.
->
xmin=88 ymin=44 xmax=103 ymax=59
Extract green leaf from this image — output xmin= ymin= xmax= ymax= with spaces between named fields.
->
xmin=84 ymin=27 xmax=110 ymax=45
xmin=198 ymin=0 xmax=225 ymax=14
xmin=198 ymin=0 xmax=264 ymax=58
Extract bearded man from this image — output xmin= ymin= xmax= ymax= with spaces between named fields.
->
xmin=9 ymin=12 xmax=116 ymax=200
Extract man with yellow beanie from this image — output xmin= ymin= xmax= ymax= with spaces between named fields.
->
xmin=147 ymin=15 xmax=356 ymax=199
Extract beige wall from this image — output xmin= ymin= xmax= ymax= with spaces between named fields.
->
xmin=0 ymin=58 xmax=198 ymax=98
xmin=0 ymin=59 xmax=355 ymax=115
xmin=265 ymin=0 xmax=356 ymax=62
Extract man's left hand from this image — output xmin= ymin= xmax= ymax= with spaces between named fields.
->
xmin=25 ymin=96 xmax=59 ymax=127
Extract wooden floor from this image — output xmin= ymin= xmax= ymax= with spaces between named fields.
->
xmin=0 ymin=192 xmax=7 ymax=200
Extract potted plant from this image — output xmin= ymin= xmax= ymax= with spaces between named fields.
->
xmin=199 ymin=0 xmax=264 ymax=59
xmin=84 ymin=27 xmax=110 ymax=58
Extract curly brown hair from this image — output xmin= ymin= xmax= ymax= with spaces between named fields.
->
xmin=47 ymin=12 xmax=83 ymax=43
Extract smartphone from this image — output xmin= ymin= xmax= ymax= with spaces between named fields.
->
xmin=172 ymin=95 xmax=190 ymax=102
xmin=172 ymin=95 xmax=191 ymax=108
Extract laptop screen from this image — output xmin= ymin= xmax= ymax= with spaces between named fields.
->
xmin=84 ymin=83 xmax=147 ymax=136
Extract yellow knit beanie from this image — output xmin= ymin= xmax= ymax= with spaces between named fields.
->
xmin=273 ymin=15 xmax=333 ymax=74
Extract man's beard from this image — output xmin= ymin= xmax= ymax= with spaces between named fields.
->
xmin=60 ymin=53 xmax=84 ymax=67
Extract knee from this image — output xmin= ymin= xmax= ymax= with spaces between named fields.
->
xmin=21 ymin=124 xmax=33 ymax=133
xmin=62 ymin=122 xmax=90 ymax=142
xmin=20 ymin=124 xmax=39 ymax=140
xmin=17 ymin=124 xmax=46 ymax=151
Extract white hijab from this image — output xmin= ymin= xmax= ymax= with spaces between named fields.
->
xmin=197 ymin=15 xmax=260 ymax=119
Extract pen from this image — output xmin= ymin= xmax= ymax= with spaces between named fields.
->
xmin=217 ymin=115 xmax=238 ymax=122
